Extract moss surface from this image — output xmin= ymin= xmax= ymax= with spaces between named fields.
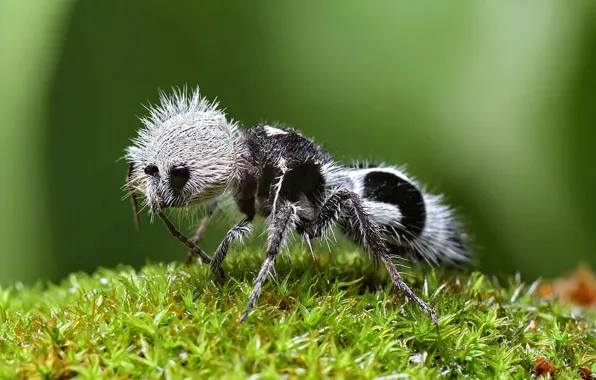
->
xmin=1 ymin=249 xmax=595 ymax=379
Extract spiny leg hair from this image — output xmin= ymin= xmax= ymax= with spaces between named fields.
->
xmin=186 ymin=201 xmax=219 ymax=265
xmin=240 ymin=201 xmax=297 ymax=323
xmin=306 ymin=188 xmax=438 ymax=325
xmin=210 ymin=216 xmax=254 ymax=278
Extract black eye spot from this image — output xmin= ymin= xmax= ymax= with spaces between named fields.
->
xmin=170 ymin=165 xmax=190 ymax=190
xmin=144 ymin=164 xmax=159 ymax=177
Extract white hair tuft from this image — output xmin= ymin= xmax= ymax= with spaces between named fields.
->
xmin=124 ymin=86 xmax=242 ymax=210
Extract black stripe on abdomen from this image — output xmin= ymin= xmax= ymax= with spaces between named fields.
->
xmin=362 ymin=170 xmax=426 ymax=238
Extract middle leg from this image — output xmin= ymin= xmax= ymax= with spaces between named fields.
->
xmin=239 ymin=201 xmax=297 ymax=323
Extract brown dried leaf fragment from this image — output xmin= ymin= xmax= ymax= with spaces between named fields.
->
xmin=539 ymin=265 xmax=596 ymax=307
xmin=534 ymin=356 xmax=556 ymax=377
xmin=579 ymin=367 xmax=593 ymax=380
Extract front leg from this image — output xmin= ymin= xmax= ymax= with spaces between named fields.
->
xmin=157 ymin=211 xmax=212 ymax=264
xmin=210 ymin=216 xmax=254 ymax=277
xmin=304 ymin=189 xmax=438 ymax=325
xmin=186 ymin=201 xmax=218 ymax=265
xmin=240 ymin=201 xmax=297 ymax=323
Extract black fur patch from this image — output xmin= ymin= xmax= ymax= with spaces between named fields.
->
xmin=243 ymin=126 xmax=330 ymax=218
xmin=281 ymin=162 xmax=325 ymax=204
xmin=362 ymin=171 xmax=426 ymax=238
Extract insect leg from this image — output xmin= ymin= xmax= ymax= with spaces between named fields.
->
xmin=186 ymin=201 xmax=219 ymax=264
xmin=157 ymin=211 xmax=213 ymax=264
xmin=308 ymin=189 xmax=438 ymax=325
xmin=239 ymin=201 xmax=297 ymax=323
xmin=210 ymin=216 xmax=253 ymax=277
xmin=304 ymin=189 xmax=351 ymax=238
xmin=126 ymin=163 xmax=141 ymax=231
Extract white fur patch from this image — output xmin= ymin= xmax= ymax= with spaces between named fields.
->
xmin=263 ymin=126 xmax=288 ymax=136
xmin=333 ymin=165 xmax=470 ymax=266
xmin=124 ymin=86 xmax=242 ymax=209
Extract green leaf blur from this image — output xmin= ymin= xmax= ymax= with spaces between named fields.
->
xmin=1 ymin=1 xmax=595 ymax=283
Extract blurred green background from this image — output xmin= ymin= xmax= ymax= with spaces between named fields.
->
xmin=1 ymin=1 xmax=595 ymax=285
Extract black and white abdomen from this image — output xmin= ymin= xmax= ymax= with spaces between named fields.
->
xmin=338 ymin=166 xmax=470 ymax=266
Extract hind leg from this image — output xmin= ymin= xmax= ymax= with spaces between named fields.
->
xmin=304 ymin=189 xmax=438 ymax=325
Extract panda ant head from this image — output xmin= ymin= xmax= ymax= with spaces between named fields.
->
xmin=124 ymin=86 xmax=241 ymax=213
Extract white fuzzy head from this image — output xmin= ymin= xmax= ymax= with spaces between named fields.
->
xmin=125 ymin=86 xmax=241 ymax=211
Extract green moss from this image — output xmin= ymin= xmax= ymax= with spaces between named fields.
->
xmin=1 ymin=249 xmax=595 ymax=379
